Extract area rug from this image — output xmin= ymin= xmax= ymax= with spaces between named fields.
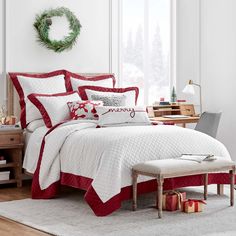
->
xmin=0 ymin=186 xmax=236 ymax=236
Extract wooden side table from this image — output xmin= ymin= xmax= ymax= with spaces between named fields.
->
xmin=150 ymin=116 xmax=200 ymax=128
xmin=0 ymin=129 xmax=24 ymax=187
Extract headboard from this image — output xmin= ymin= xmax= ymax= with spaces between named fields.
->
xmin=7 ymin=73 xmax=114 ymax=120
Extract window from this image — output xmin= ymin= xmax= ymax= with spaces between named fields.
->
xmin=119 ymin=0 xmax=172 ymax=105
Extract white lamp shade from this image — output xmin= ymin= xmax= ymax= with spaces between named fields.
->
xmin=182 ymin=84 xmax=195 ymax=95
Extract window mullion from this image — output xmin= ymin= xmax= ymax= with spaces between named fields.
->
xmin=143 ymin=0 xmax=150 ymax=106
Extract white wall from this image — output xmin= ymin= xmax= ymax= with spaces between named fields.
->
xmin=6 ymin=0 xmax=110 ymax=73
xmin=177 ymin=0 xmax=236 ymax=159
xmin=0 ymin=0 xmax=3 ymax=106
xmin=201 ymin=0 xmax=236 ymax=159
xmin=176 ymin=0 xmax=200 ymax=107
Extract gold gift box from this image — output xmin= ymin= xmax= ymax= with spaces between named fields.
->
xmin=1 ymin=116 xmax=17 ymax=125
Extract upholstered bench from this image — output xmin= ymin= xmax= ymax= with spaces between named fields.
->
xmin=132 ymin=158 xmax=235 ymax=218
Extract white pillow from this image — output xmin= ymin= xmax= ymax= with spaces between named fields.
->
xmin=28 ymin=92 xmax=81 ymax=128
xmin=96 ymin=106 xmax=151 ymax=126
xmin=9 ymin=71 xmax=67 ymax=128
xmin=65 ymin=72 xmax=116 ymax=91
xmin=78 ymin=86 xmax=139 ymax=106
xmin=26 ymin=119 xmax=45 ymax=132
xmin=70 ymin=76 xmax=114 ymax=90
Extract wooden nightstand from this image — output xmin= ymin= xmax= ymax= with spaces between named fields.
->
xmin=0 ymin=129 xmax=24 ymax=187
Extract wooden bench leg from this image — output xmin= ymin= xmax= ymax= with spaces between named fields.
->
xmin=217 ymin=184 xmax=224 ymax=195
xmin=204 ymin=173 xmax=208 ymax=200
xmin=157 ymin=176 xmax=164 ymax=219
xmin=132 ymin=170 xmax=138 ymax=211
xmin=230 ymin=167 xmax=235 ymax=206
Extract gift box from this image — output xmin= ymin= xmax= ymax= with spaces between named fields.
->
xmin=1 ymin=116 xmax=17 ymax=125
xmin=181 ymin=199 xmax=206 ymax=213
xmin=162 ymin=191 xmax=186 ymax=211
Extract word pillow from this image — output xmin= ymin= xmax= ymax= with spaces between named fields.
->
xmin=28 ymin=91 xmax=81 ymax=128
xmin=96 ymin=106 xmax=150 ymax=126
xmin=65 ymin=71 xmax=116 ymax=91
xmin=78 ymin=86 xmax=139 ymax=106
xmin=9 ymin=70 xmax=68 ymax=128
xmin=67 ymin=100 xmax=103 ymax=120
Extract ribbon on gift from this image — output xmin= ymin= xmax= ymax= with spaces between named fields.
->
xmin=182 ymin=199 xmax=206 ymax=212
xmin=163 ymin=190 xmax=185 ymax=210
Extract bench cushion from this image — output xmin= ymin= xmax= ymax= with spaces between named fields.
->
xmin=133 ymin=158 xmax=235 ymax=178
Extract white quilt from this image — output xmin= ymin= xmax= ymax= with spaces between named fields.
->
xmin=25 ymin=120 xmax=231 ymax=203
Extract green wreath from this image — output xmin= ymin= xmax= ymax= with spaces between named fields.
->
xmin=34 ymin=7 xmax=82 ymax=53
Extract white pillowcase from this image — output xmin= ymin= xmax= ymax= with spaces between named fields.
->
xmin=17 ymin=74 xmax=67 ymax=126
xmin=70 ymin=77 xmax=114 ymax=91
xmin=26 ymin=119 xmax=45 ymax=132
xmin=85 ymin=90 xmax=136 ymax=106
xmin=28 ymin=92 xmax=81 ymax=128
xmin=96 ymin=106 xmax=151 ymax=126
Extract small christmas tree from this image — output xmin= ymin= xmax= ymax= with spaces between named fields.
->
xmin=171 ymin=86 xmax=177 ymax=103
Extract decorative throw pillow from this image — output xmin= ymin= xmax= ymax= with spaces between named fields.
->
xmin=90 ymin=94 xmax=126 ymax=106
xmin=9 ymin=70 xmax=68 ymax=128
xmin=96 ymin=106 xmax=151 ymax=126
xmin=67 ymin=100 xmax=103 ymax=120
xmin=78 ymin=86 xmax=139 ymax=106
xmin=28 ymin=91 xmax=81 ymax=128
xmin=65 ymin=71 xmax=116 ymax=91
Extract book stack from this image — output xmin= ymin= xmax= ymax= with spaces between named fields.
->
xmin=179 ymin=154 xmax=216 ymax=163
xmin=0 ymin=124 xmax=21 ymax=130
xmin=0 ymin=156 xmax=9 ymax=181
xmin=0 ymin=156 xmax=6 ymax=165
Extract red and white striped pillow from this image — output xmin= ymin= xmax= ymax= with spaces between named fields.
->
xmin=67 ymin=100 xmax=103 ymax=120
xmin=28 ymin=91 xmax=81 ymax=128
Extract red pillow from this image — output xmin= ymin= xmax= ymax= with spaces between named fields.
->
xmin=65 ymin=71 xmax=116 ymax=91
xmin=9 ymin=70 xmax=69 ymax=128
xmin=78 ymin=86 xmax=139 ymax=106
xmin=67 ymin=100 xmax=103 ymax=120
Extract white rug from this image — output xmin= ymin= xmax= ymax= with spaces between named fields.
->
xmin=0 ymin=186 xmax=236 ymax=236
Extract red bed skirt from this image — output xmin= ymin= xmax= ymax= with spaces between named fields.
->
xmin=32 ymin=171 xmax=234 ymax=216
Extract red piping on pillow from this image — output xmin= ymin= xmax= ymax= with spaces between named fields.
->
xmin=78 ymin=86 xmax=139 ymax=105
xmin=28 ymin=91 xmax=79 ymax=128
xmin=9 ymin=70 xmax=69 ymax=128
xmin=65 ymin=71 xmax=116 ymax=91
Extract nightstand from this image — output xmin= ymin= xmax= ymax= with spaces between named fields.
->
xmin=0 ymin=129 xmax=24 ymax=187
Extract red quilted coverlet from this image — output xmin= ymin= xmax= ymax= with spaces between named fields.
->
xmin=32 ymin=170 xmax=232 ymax=216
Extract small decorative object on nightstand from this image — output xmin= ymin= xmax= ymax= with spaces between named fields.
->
xmin=170 ymin=86 xmax=177 ymax=103
xmin=0 ymin=128 xmax=23 ymax=187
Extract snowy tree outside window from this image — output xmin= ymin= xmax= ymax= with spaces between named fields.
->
xmin=121 ymin=0 xmax=171 ymax=105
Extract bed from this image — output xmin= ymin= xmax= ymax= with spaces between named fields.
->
xmin=7 ymin=72 xmax=233 ymax=216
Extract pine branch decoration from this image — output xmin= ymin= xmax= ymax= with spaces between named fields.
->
xmin=34 ymin=7 xmax=82 ymax=53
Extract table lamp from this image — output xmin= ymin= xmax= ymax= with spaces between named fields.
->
xmin=182 ymin=80 xmax=202 ymax=114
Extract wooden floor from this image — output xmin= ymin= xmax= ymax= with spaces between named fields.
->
xmin=0 ymin=181 xmax=51 ymax=236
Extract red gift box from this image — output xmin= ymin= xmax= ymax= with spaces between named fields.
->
xmin=162 ymin=191 xmax=186 ymax=211
xmin=181 ymin=199 xmax=206 ymax=213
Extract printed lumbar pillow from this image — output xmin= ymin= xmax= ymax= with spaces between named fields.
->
xmin=96 ymin=106 xmax=151 ymax=126
xmin=67 ymin=100 xmax=103 ymax=120
xmin=90 ymin=94 xmax=126 ymax=106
